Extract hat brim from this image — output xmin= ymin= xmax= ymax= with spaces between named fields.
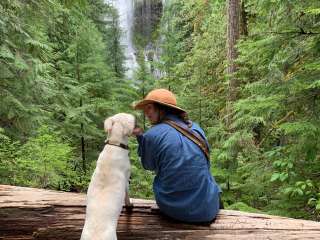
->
xmin=134 ymin=99 xmax=186 ymax=113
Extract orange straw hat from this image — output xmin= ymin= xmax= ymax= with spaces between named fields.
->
xmin=134 ymin=88 xmax=186 ymax=113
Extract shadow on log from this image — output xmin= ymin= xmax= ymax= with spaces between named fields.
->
xmin=1 ymin=185 xmax=320 ymax=239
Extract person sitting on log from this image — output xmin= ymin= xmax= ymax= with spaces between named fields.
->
xmin=133 ymin=88 xmax=222 ymax=223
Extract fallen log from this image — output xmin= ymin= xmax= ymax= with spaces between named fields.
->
xmin=0 ymin=185 xmax=320 ymax=239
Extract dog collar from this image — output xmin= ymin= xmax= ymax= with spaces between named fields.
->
xmin=105 ymin=140 xmax=129 ymax=150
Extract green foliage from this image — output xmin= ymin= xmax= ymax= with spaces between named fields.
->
xmin=226 ymin=202 xmax=262 ymax=213
xmin=0 ymin=128 xmax=20 ymax=185
xmin=1 ymin=0 xmax=320 ymax=220
xmin=231 ymin=0 xmax=320 ymax=220
xmin=0 ymin=126 xmax=85 ymax=191
xmin=0 ymin=0 xmax=56 ymax=137
xmin=15 ymin=126 xmax=75 ymax=189
xmin=158 ymin=0 xmax=320 ymax=220
xmin=0 ymin=0 xmax=139 ymax=193
xmin=129 ymin=139 xmax=154 ymax=199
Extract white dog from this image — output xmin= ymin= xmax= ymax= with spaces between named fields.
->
xmin=81 ymin=113 xmax=136 ymax=240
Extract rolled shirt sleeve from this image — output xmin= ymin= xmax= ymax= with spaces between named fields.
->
xmin=137 ymin=133 xmax=159 ymax=171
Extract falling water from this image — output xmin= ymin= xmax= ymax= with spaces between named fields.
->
xmin=106 ymin=0 xmax=165 ymax=79
xmin=106 ymin=0 xmax=138 ymax=78
xmin=135 ymin=0 xmax=164 ymax=78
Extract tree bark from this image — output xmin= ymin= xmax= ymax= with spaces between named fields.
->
xmin=1 ymin=185 xmax=320 ymax=240
xmin=227 ymin=0 xmax=240 ymax=102
xmin=225 ymin=0 xmax=241 ymax=191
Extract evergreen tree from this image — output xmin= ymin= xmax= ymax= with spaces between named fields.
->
xmin=0 ymin=0 xmax=131 ymax=191
xmin=157 ymin=0 xmax=320 ymax=219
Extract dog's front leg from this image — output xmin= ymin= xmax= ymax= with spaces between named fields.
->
xmin=124 ymin=181 xmax=133 ymax=211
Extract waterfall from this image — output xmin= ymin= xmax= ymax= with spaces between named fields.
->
xmin=135 ymin=0 xmax=164 ymax=79
xmin=106 ymin=0 xmax=164 ymax=79
xmin=106 ymin=0 xmax=138 ymax=78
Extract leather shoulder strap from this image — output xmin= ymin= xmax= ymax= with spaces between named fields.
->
xmin=163 ymin=119 xmax=210 ymax=160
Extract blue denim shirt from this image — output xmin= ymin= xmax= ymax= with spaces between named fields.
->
xmin=137 ymin=114 xmax=221 ymax=222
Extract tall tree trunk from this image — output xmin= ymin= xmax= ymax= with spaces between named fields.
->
xmin=227 ymin=0 xmax=240 ymax=102
xmin=112 ymin=13 xmax=120 ymax=77
xmin=76 ymin=43 xmax=86 ymax=174
xmin=226 ymin=0 xmax=241 ymax=190
xmin=80 ymin=98 xmax=86 ymax=174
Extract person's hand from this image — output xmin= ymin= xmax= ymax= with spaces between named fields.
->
xmin=132 ymin=127 xmax=144 ymax=136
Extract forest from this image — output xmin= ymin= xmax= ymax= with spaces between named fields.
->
xmin=0 ymin=0 xmax=320 ymax=221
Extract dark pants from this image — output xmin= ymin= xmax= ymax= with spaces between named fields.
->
xmin=155 ymin=195 xmax=224 ymax=226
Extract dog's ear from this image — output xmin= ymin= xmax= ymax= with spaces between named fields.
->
xmin=122 ymin=114 xmax=135 ymax=136
xmin=104 ymin=117 xmax=114 ymax=136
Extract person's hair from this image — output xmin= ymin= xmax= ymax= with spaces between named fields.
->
xmin=154 ymin=103 xmax=190 ymax=125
